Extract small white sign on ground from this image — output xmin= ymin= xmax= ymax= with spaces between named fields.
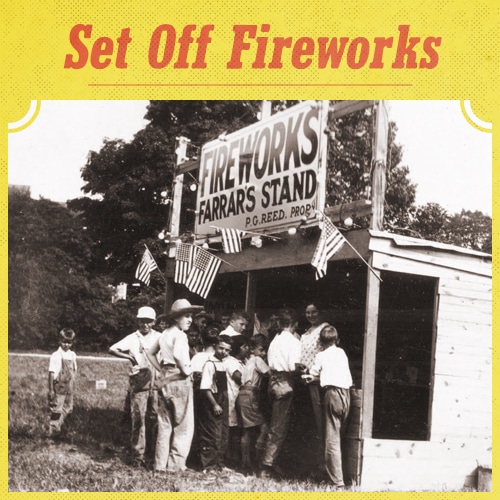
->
xmin=95 ymin=379 xmax=107 ymax=390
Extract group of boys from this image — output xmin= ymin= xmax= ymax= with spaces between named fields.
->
xmin=47 ymin=302 xmax=352 ymax=489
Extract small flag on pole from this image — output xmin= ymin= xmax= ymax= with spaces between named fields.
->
xmin=174 ymin=243 xmax=198 ymax=285
xmin=135 ymin=247 xmax=159 ymax=286
xmin=311 ymin=216 xmax=345 ymax=279
xmin=185 ymin=247 xmax=222 ymax=299
xmin=220 ymin=227 xmax=245 ymax=253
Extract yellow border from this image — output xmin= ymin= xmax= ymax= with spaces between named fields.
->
xmin=460 ymin=100 xmax=493 ymax=134
xmin=7 ymin=100 xmax=42 ymax=134
xmin=1 ymin=0 xmax=498 ymax=497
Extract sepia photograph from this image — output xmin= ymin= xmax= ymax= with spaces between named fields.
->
xmin=8 ymin=99 xmax=492 ymax=492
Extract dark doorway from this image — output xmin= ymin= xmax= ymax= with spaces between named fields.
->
xmin=372 ymin=271 xmax=437 ymax=440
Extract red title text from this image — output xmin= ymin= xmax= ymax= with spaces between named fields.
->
xmin=64 ymin=24 xmax=442 ymax=70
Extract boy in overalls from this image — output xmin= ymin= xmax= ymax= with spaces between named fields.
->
xmin=198 ymin=335 xmax=232 ymax=472
xmin=48 ymin=328 xmax=77 ymax=438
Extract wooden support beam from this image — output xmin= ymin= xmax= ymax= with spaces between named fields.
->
xmin=176 ymin=157 xmax=200 ymax=175
xmin=168 ymin=136 xmax=189 ymax=258
xmin=324 ymin=199 xmax=372 ymax=222
xmin=164 ymin=277 xmax=175 ymax=313
xmin=370 ymin=101 xmax=389 ymax=231
xmin=361 ymin=256 xmax=382 ymax=438
xmin=330 ymin=100 xmax=375 ymax=118
xmin=245 ymin=272 xmax=256 ymax=320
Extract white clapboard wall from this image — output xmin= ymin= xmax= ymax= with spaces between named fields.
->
xmin=360 ymin=232 xmax=492 ymax=491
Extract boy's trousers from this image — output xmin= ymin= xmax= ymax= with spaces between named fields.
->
xmin=261 ymin=371 xmax=295 ymax=468
xmin=323 ymin=386 xmax=350 ymax=486
xmin=49 ymin=358 xmax=76 ymax=436
xmin=198 ymin=368 xmax=228 ymax=470
xmin=130 ymin=389 xmax=158 ymax=461
xmin=154 ymin=370 xmax=194 ymax=472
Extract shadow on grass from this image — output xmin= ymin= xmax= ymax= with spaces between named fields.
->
xmin=10 ymin=404 xmax=134 ymax=465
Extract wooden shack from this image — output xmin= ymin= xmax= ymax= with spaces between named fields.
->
xmin=164 ymin=100 xmax=492 ymax=490
xmin=356 ymin=231 xmax=492 ymax=491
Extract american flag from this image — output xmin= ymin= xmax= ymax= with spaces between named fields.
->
xmin=220 ymin=227 xmax=244 ymax=253
xmin=174 ymin=243 xmax=198 ymax=285
xmin=185 ymin=247 xmax=222 ymax=299
xmin=135 ymin=247 xmax=159 ymax=286
xmin=311 ymin=216 xmax=345 ymax=279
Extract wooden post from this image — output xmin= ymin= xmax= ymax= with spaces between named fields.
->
xmin=260 ymin=100 xmax=272 ymax=120
xmin=361 ymin=256 xmax=381 ymax=438
xmin=360 ymin=101 xmax=389 ymax=435
xmin=317 ymin=100 xmax=330 ymax=213
xmin=245 ymin=272 xmax=256 ymax=323
xmin=370 ymin=101 xmax=389 ymax=231
xmin=165 ymin=137 xmax=190 ymax=311
xmin=169 ymin=136 xmax=190 ymax=255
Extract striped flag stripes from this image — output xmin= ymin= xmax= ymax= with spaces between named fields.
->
xmin=185 ymin=247 xmax=222 ymax=299
xmin=220 ymin=227 xmax=244 ymax=253
xmin=174 ymin=242 xmax=198 ymax=285
xmin=311 ymin=216 xmax=345 ymax=279
xmin=135 ymin=247 xmax=159 ymax=286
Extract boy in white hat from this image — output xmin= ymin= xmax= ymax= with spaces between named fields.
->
xmin=109 ymin=306 xmax=161 ymax=467
xmin=145 ymin=298 xmax=203 ymax=473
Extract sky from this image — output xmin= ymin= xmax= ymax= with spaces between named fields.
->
xmin=8 ymin=100 xmax=492 ymax=215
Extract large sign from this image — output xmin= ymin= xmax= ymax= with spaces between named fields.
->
xmin=195 ymin=101 xmax=327 ymax=237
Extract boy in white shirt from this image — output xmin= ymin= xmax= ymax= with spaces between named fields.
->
xmin=198 ymin=335 xmax=232 ymax=472
xmin=109 ymin=306 xmax=161 ymax=467
xmin=260 ymin=308 xmax=301 ymax=478
xmin=303 ymin=325 xmax=353 ymax=490
xmin=48 ymin=328 xmax=77 ymax=438
xmin=220 ymin=310 xmax=249 ymax=337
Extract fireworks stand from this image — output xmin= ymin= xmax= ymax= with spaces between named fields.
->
xmin=164 ymin=101 xmax=492 ymax=491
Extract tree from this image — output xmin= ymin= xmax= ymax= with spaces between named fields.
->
xmin=8 ymin=191 xmax=128 ymax=349
xmin=408 ymin=203 xmax=492 ymax=252
xmin=68 ymin=101 xmax=270 ymax=284
xmin=410 ymin=202 xmax=449 ymax=240
xmin=71 ymin=101 xmax=416 ymax=275
xmin=326 ymin=105 xmax=416 ymax=229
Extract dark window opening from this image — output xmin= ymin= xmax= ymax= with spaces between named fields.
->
xmin=372 ymin=271 xmax=436 ymax=441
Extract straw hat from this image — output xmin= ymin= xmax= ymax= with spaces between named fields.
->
xmin=167 ymin=299 xmax=203 ymax=319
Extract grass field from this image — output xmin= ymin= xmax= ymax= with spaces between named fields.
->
xmin=8 ymin=353 xmax=344 ymax=492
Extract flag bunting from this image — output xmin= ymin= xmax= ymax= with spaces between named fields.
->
xmin=311 ymin=216 xmax=346 ymax=279
xmin=185 ymin=246 xmax=222 ymax=299
xmin=219 ymin=227 xmax=245 ymax=253
xmin=135 ymin=247 xmax=159 ymax=286
xmin=174 ymin=242 xmax=197 ymax=285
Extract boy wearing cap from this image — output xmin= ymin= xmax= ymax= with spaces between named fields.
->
xmin=48 ymin=328 xmax=77 ymax=438
xmin=109 ymin=306 xmax=161 ymax=467
xmin=145 ymin=298 xmax=203 ymax=473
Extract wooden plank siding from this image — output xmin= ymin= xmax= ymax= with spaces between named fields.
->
xmin=360 ymin=233 xmax=492 ymax=491
xmin=360 ymin=438 xmax=491 ymax=491
xmin=430 ymin=275 xmax=492 ymax=447
xmin=372 ymin=252 xmax=491 ymax=282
